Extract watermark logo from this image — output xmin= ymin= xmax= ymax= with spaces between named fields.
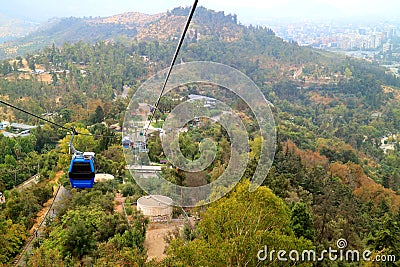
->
xmin=257 ymin=238 xmax=396 ymax=263
xmin=123 ymin=61 xmax=276 ymax=207
xmin=336 ymin=238 xmax=347 ymax=249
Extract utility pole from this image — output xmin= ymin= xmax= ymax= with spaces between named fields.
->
xmin=36 ymin=161 xmax=40 ymax=183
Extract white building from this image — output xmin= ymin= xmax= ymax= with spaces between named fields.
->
xmin=0 ymin=192 xmax=5 ymax=203
xmin=0 ymin=121 xmax=10 ymax=129
xmin=137 ymin=195 xmax=173 ymax=221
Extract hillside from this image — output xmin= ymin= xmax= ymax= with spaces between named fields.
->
xmin=88 ymin=12 xmax=163 ymax=28
xmin=0 ymin=17 xmax=138 ymax=59
xmin=0 ymin=13 xmax=39 ymax=44
xmin=0 ymin=6 xmax=243 ymax=59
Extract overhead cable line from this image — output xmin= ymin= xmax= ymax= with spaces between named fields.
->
xmin=144 ymin=0 xmax=199 ymax=135
xmin=0 ymin=99 xmax=69 ymax=130
xmin=0 ymin=99 xmax=116 ymax=138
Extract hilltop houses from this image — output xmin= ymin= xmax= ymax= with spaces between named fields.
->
xmin=188 ymin=94 xmax=217 ymax=108
xmin=0 ymin=121 xmax=37 ymax=137
xmin=0 ymin=121 xmax=10 ymax=130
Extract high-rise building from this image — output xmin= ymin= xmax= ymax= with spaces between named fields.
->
xmin=359 ymin=28 xmax=367 ymax=35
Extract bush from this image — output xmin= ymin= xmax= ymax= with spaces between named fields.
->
xmin=125 ymin=205 xmax=133 ymax=215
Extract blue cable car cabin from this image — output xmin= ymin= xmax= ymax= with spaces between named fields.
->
xmin=69 ymin=152 xmax=96 ymax=188
xmin=122 ymin=137 xmax=130 ymax=149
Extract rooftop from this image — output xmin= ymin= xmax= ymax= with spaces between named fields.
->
xmin=10 ymin=123 xmax=37 ymax=130
xmin=188 ymin=94 xmax=217 ymax=102
xmin=137 ymin=195 xmax=173 ymax=207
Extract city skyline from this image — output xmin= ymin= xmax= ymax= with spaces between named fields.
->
xmin=1 ymin=0 xmax=400 ymax=24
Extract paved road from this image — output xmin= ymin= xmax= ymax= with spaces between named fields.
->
xmin=16 ymin=174 xmax=39 ymax=191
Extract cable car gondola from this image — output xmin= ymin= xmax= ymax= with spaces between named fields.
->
xmin=122 ymin=137 xmax=130 ymax=149
xmin=68 ymin=128 xmax=96 ymax=188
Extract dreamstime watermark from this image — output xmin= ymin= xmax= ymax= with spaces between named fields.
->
xmin=257 ymin=238 xmax=397 ymax=263
xmin=123 ymin=61 xmax=276 ymax=207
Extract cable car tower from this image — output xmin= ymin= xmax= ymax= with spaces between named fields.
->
xmin=123 ymin=0 xmax=198 ymax=171
xmin=130 ymin=121 xmax=148 ymax=165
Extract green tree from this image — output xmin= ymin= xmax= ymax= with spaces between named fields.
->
xmin=0 ymin=217 xmax=27 ymax=264
xmin=91 ymin=105 xmax=105 ymax=124
xmin=164 ymin=180 xmax=313 ymax=266
xmin=59 ymin=109 xmax=73 ymax=123
xmin=367 ymin=213 xmax=400 ymax=264
xmin=4 ymin=189 xmax=42 ymax=229
xmin=4 ymin=154 xmax=17 ymax=167
xmin=179 ymin=133 xmax=199 ymax=161
xmin=344 ymin=67 xmax=353 ymax=79
xmin=94 ymin=243 xmax=149 ymax=267
xmin=290 ymin=202 xmax=315 ymax=241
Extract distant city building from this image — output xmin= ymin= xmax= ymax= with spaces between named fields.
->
xmin=383 ymin=43 xmax=392 ymax=53
xmin=2 ymin=130 xmax=32 ymax=138
xmin=268 ymin=19 xmax=398 ymax=53
xmin=359 ymin=28 xmax=367 ymax=35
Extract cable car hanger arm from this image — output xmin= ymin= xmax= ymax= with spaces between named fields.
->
xmin=69 ymin=127 xmax=82 ymax=155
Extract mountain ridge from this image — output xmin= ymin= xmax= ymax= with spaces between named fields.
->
xmin=0 ymin=6 xmax=243 ymax=59
xmin=0 ymin=13 xmax=40 ymax=44
xmin=87 ymin=12 xmax=164 ymax=27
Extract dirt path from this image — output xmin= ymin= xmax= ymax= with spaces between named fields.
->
xmin=113 ymin=193 xmax=185 ymax=262
xmin=144 ymin=222 xmax=184 ymax=262
xmin=114 ymin=193 xmax=126 ymax=213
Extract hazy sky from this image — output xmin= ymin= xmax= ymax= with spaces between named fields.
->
xmin=1 ymin=0 xmax=399 ymax=23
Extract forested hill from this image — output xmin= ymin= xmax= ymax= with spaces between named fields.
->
xmin=0 ymin=16 xmax=138 ymax=59
xmin=0 ymin=6 xmax=248 ymax=60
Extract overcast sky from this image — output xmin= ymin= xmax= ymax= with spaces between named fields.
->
xmin=1 ymin=0 xmax=399 ymax=23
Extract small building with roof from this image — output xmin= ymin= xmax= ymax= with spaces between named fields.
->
xmin=0 ymin=121 xmax=10 ymax=130
xmin=10 ymin=123 xmax=37 ymax=131
xmin=188 ymin=94 xmax=217 ymax=107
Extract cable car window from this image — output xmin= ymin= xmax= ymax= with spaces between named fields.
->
xmin=71 ymin=162 xmax=92 ymax=173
